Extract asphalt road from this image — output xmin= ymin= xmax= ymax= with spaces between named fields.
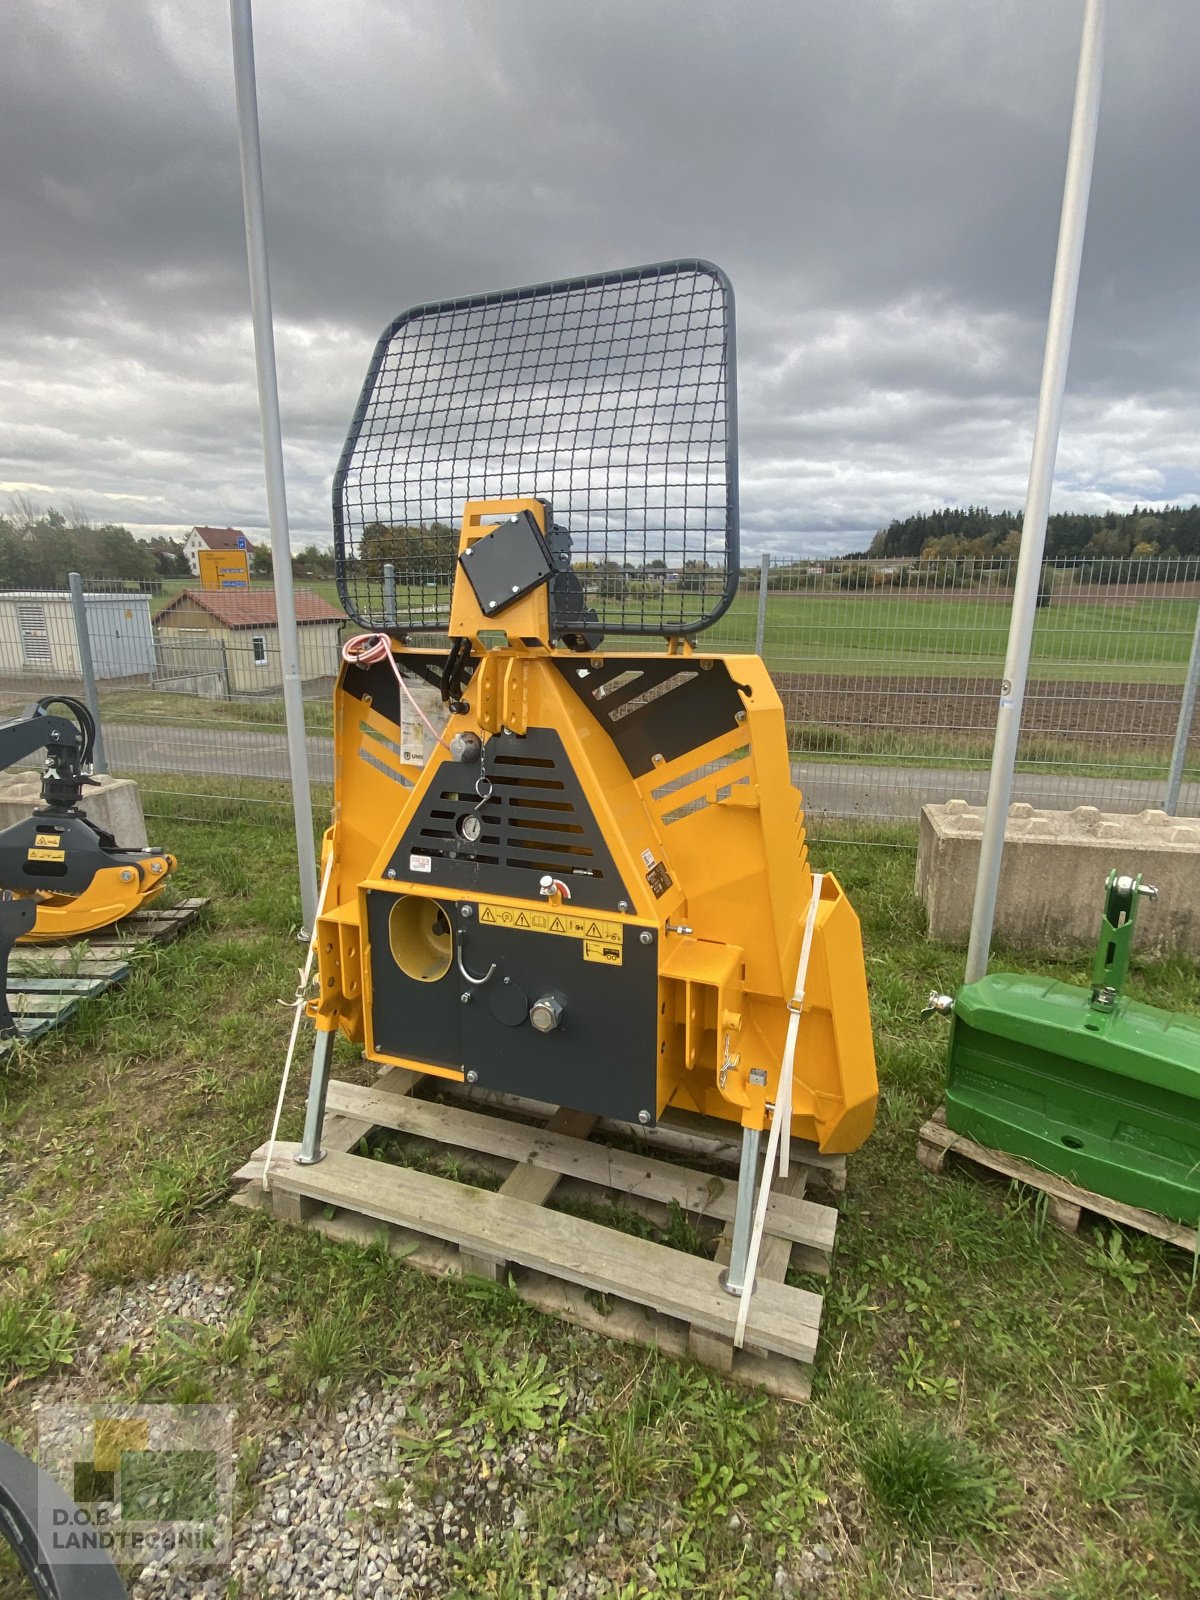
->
xmin=101 ymin=721 xmax=1200 ymax=822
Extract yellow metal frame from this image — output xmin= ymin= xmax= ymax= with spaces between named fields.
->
xmin=313 ymin=500 xmax=877 ymax=1152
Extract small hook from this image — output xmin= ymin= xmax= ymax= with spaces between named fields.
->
xmin=456 ymin=931 xmax=496 ymax=986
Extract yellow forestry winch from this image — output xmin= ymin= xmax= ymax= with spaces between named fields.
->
xmin=298 ymin=260 xmax=877 ymax=1296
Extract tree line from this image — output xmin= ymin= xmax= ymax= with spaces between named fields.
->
xmin=0 ymin=502 xmax=338 ymax=589
xmin=858 ymin=503 xmax=1200 ymax=562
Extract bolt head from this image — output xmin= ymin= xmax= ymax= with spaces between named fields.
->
xmin=637 ymin=1109 xmax=651 ymax=1126
xmin=460 ymin=903 xmax=474 ymax=918
xmin=466 ymin=1069 xmax=479 ymax=1084
xmin=386 ymin=868 xmax=397 ymax=879
xmin=639 ymin=931 xmax=653 ymax=945
xmin=120 ymin=869 xmax=135 ymax=883
xmin=529 ymin=995 xmax=564 ymax=1033
xmin=460 ymin=991 xmax=471 ymax=1003
xmin=617 ymin=900 xmax=629 ymax=912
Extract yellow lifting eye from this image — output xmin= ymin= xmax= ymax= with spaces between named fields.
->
xmin=388 ymin=895 xmax=453 ymax=982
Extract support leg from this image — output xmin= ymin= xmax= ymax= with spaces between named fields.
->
xmin=722 ymin=1126 xmax=761 ymax=1297
xmin=0 ymin=900 xmax=36 ymax=1037
xmin=295 ymin=1027 xmax=335 ymax=1166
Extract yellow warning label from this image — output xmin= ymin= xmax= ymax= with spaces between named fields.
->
xmin=34 ymin=833 xmax=60 ymax=848
xmin=477 ymin=900 xmax=623 ymax=948
xmin=27 ymin=847 xmax=65 ymax=862
xmin=583 ymin=939 xmax=623 ymax=967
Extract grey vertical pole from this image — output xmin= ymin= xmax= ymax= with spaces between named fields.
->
xmin=295 ymin=1028 xmax=335 ymax=1165
xmin=964 ymin=0 xmax=1107 ymax=985
xmin=1164 ymin=600 xmax=1200 ymax=815
xmin=382 ymin=561 xmax=398 ymax=629
xmin=67 ymin=572 xmax=107 ymax=773
xmin=754 ymin=554 xmax=770 ymax=658
xmin=722 ymin=1126 xmax=762 ymax=1296
xmin=229 ymin=0 xmax=319 ymax=935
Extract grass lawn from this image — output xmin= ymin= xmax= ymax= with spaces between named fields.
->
xmin=151 ymin=578 xmax=1200 ymax=685
xmin=0 ymin=813 xmax=1196 ymax=1596
xmin=707 ymin=590 xmax=1200 ymax=684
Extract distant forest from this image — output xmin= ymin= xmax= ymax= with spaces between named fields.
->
xmin=854 ymin=503 xmax=1200 ymax=562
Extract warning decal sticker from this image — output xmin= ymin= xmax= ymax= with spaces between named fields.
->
xmin=583 ymin=939 xmax=623 ymax=966
xmin=476 ymin=901 xmax=624 ymax=962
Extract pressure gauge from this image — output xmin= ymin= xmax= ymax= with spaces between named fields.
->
xmin=460 ymin=812 xmax=483 ymax=845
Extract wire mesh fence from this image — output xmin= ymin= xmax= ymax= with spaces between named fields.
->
xmin=708 ymin=554 xmax=1200 ymax=827
xmin=0 ymin=577 xmax=343 ymax=823
xmin=0 ymin=556 xmax=1196 ymax=836
xmin=333 ymin=260 xmax=737 ymax=637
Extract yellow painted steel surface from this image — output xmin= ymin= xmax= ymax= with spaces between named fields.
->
xmin=314 ymin=501 xmax=877 ymax=1151
xmin=16 ymin=854 xmax=176 ymax=942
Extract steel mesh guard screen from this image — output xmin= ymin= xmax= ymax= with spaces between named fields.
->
xmin=333 ymin=259 xmax=739 ymax=636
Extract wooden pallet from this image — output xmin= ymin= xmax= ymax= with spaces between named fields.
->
xmin=234 ymin=1069 xmax=846 ymax=1400
xmin=918 ymin=1106 xmax=1200 ymax=1255
xmin=1 ymin=898 xmax=207 ymax=1054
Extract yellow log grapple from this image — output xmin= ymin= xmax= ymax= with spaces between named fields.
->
xmin=0 ymin=696 xmax=174 ymax=1032
xmin=300 ymin=260 xmax=877 ymax=1296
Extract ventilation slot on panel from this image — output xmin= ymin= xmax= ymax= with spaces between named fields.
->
xmin=608 ymin=671 xmax=699 ymax=722
xmin=652 ymin=747 xmax=752 ymax=825
xmin=391 ymin=729 xmax=623 ymax=904
xmin=427 ymin=775 xmax=601 ymax=878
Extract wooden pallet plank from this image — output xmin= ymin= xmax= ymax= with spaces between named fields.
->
xmin=918 ymin=1107 xmax=1199 ymax=1253
xmin=326 ymin=1081 xmax=837 ymax=1254
xmin=6 ymin=976 xmax=119 ymax=995
xmin=0 ymin=897 xmax=206 ymax=1055
xmin=461 ymin=1106 xmax=597 ymax=1281
xmin=8 ymin=953 xmax=129 ymax=979
xmin=434 ymin=1079 xmax=844 ymax=1191
xmin=323 ymin=1067 xmax=423 ymax=1158
xmin=263 ymin=1143 xmax=822 ymax=1363
xmin=230 ymin=1189 xmax=812 ymax=1400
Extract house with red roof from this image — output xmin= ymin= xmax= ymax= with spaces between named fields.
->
xmin=155 ymin=587 xmax=344 ymax=694
xmin=182 ymin=526 xmax=255 ymax=577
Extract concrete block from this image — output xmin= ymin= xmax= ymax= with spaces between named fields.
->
xmin=0 ymin=771 xmax=150 ymax=851
xmin=917 ymin=800 xmax=1200 ymax=957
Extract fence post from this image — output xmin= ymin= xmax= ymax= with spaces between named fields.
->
xmin=1164 ymin=598 xmax=1200 ymax=815
xmin=754 ymin=553 xmax=770 ymax=658
xmin=67 ymin=571 xmax=107 ymax=773
xmin=382 ymin=562 xmax=398 ymax=628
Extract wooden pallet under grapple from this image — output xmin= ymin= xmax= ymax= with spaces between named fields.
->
xmin=233 ymin=1068 xmax=848 ymax=1401
xmin=1 ymin=898 xmax=208 ymax=1055
xmin=918 ymin=1105 xmax=1200 ymax=1256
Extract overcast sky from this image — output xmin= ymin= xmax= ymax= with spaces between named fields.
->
xmin=2 ymin=0 xmax=1198 ymax=559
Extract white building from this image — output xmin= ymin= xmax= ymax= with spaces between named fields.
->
xmin=183 ymin=526 xmax=254 ymax=577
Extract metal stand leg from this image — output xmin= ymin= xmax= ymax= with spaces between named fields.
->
xmin=294 ymin=1028 xmax=335 ymax=1166
xmin=721 ymin=1126 xmax=761 ymax=1297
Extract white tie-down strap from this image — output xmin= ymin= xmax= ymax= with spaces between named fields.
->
xmin=262 ymin=850 xmax=335 ymax=1191
xmin=734 ymin=872 xmax=824 ymax=1350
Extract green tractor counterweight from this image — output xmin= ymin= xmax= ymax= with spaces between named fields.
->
xmin=942 ymin=872 xmax=1200 ymax=1226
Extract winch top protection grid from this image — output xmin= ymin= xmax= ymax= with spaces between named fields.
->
xmin=333 ymin=259 xmax=739 ymax=637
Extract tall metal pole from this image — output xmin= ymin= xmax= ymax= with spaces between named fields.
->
xmin=964 ymin=0 xmax=1107 ymax=984
xmin=228 ymin=0 xmax=319 ymax=934
xmin=68 ymin=572 xmax=107 ymax=773
xmin=754 ymin=553 xmax=770 ymax=657
xmin=1164 ymin=599 xmax=1200 ymax=815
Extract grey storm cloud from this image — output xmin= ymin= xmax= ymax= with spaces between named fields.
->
xmin=2 ymin=0 xmax=1198 ymax=559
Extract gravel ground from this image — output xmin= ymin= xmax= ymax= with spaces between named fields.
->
xmin=14 ymin=1271 xmax=1010 ymax=1599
